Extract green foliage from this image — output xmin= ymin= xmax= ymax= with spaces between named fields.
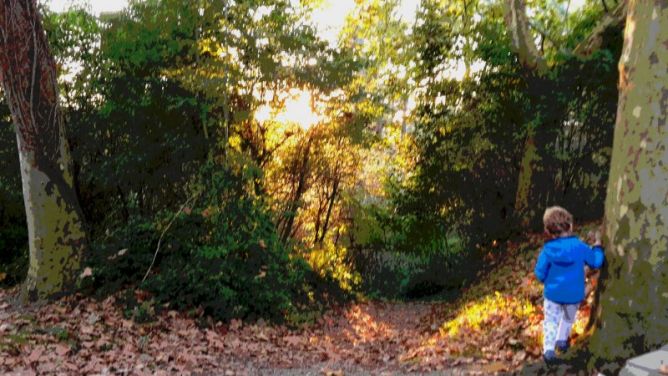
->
xmin=347 ymin=198 xmax=474 ymax=298
xmin=395 ymin=0 xmax=621 ymax=247
xmin=350 ymin=239 xmax=471 ymax=299
xmin=406 ymin=65 xmax=528 ymax=245
xmin=339 ymin=0 xmax=622 ymax=301
xmin=145 ymin=161 xmax=306 ymax=321
xmin=48 ymin=326 xmax=71 ymax=342
xmin=85 ymin=158 xmax=341 ymax=322
xmin=119 ymin=291 xmax=157 ymax=324
xmin=306 ymin=241 xmax=360 ymax=292
xmin=0 ymin=0 xmax=623 ymax=314
xmin=0 ymin=1 xmax=354 ymax=319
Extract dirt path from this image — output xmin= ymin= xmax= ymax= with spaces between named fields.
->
xmin=267 ymin=301 xmax=444 ymax=372
xmin=1 ymin=287 xmax=513 ymax=375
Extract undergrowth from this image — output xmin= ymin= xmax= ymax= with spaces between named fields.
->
xmin=81 ymin=159 xmax=350 ymax=324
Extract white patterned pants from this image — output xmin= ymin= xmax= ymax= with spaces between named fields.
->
xmin=543 ymin=299 xmax=579 ymax=353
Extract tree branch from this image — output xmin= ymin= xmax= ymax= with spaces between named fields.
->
xmin=504 ymin=0 xmax=548 ymax=74
xmin=573 ymin=0 xmax=627 ymax=57
xmin=142 ymin=192 xmax=201 ymax=283
xmin=505 ymin=0 xmax=627 ymax=74
xmin=527 ymin=20 xmax=563 ymax=52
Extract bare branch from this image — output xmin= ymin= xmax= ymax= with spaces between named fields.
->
xmin=142 ymin=192 xmax=202 ymax=283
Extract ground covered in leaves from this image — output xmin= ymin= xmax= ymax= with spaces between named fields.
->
xmin=0 ymin=229 xmax=599 ymax=375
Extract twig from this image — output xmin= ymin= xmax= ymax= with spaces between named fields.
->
xmin=527 ymin=20 xmax=562 ymax=51
xmin=141 ymin=192 xmax=201 ymax=283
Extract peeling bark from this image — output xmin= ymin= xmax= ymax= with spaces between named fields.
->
xmin=587 ymin=1 xmax=668 ymax=373
xmin=0 ymin=1 xmax=87 ymax=301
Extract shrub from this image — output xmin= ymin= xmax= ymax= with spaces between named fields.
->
xmin=350 ymin=240 xmax=475 ymax=299
xmin=348 ymin=198 xmax=478 ymax=299
xmin=85 ymin=157 xmax=340 ymax=322
xmin=306 ymin=240 xmax=361 ymax=293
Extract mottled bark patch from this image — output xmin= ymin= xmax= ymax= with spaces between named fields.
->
xmin=588 ymin=1 xmax=668 ymax=372
xmin=0 ymin=0 xmax=87 ymax=302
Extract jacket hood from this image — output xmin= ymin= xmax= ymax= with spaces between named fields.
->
xmin=543 ymin=237 xmax=577 ymax=265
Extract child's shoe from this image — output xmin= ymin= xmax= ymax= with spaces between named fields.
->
xmin=543 ymin=350 xmax=558 ymax=364
xmin=555 ymin=340 xmax=569 ymax=353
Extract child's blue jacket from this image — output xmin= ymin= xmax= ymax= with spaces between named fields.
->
xmin=534 ymin=236 xmax=605 ymax=304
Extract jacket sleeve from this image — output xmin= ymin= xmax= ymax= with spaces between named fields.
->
xmin=534 ymin=249 xmax=550 ymax=283
xmin=584 ymin=244 xmax=605 ymax=269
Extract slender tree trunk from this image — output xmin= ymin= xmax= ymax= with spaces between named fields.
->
xmin=504 ymin=0 xmax=549 ymax=228
xmin=587 ymin=2 xmax=668 ymax=373
xmin=0 ymin=1 xmax=87 ymax=301
xmin=318 ymin=175 xmax=340 ymax=245
xmin=513 ymin=125 xmax=540 ymax=227
xmin=313 ymin=204 xmax=322 ymax=245
xmin=516 ymin=77 xmax=564 ymax=230
xmin=280 ymin=138 xmax=312 ymax=243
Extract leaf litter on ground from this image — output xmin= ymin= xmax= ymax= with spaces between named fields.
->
xmin=0 ymin=225 xmax=600 ymax=375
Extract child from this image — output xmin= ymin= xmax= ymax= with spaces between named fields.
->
xmin=534 ymin=206 xmax=605 ymax=363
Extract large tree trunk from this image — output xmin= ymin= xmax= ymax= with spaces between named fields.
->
xmin=587 ymin=1 xmax=668 ymax=373
xmin=0 ymin=1 xmax=86 ymax=301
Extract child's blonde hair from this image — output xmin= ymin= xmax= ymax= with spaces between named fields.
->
xmin=543 ymin=206 xmax=573 ymax=235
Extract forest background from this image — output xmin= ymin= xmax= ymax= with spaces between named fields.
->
xmin=1 ymin=0 xmax=655 ymax=373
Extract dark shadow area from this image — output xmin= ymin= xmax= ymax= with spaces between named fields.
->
xmin=0 ymin=100 xmax=28 ymax=288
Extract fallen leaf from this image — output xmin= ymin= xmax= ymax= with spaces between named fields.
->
xmin=55 ymin=344 xmax=70 ymax=356
xmin=284 ymin=335 xmax=305 ymax=346
xmin=27 ymin=347 xmax=44 ymax=364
